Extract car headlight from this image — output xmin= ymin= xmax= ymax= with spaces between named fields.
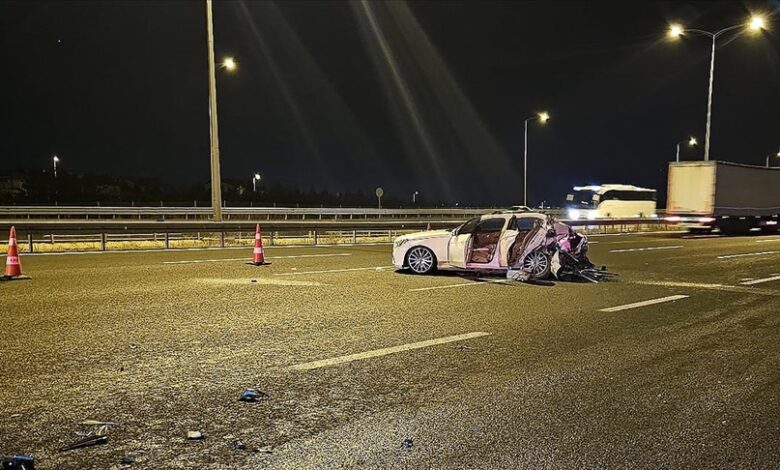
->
xmin=394 ymin=238 xmax=409 ymax=248
xmin=567 ymin=209 xmax=580 ymax=220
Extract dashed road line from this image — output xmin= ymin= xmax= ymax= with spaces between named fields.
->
xmin=275 ymin=265 xmax=394 ymax=276
xmin=630 ymin=280 xmax=780 ymax=296
xmin=609 ymin=246 xmax=682 ymax=253
xmin=287 ymin=331 xmax=492 ymax=371
xmin=755 ymin=238 xmax=780 ymax=243
xmin=717 ymin=251 xmax=779 ymax=260
xmin=740 ymin=275 xmax=780 ymax=286
xmin=600 ymin=295 xmax=689 ymax=312
xmin=163 ymin=253 xmax=352 ymax=264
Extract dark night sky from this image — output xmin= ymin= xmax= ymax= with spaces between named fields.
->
xmin=1 ymin=0 xmax=779 ymax=206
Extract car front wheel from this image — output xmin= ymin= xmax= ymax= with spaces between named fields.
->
xmin=522 ymin=250 xmax=551 ymax=279
xmin=406 ymin=246 xmax=436 ymax=275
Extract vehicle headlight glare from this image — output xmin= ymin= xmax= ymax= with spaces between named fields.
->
xmin=567 ymin=209 xmax=580 ymax=220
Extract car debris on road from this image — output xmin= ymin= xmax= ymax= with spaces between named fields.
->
xmin=1 ymin=454 xmax=34 ymax=470
xmin=239 ymin=388 xmax=268 ymax=403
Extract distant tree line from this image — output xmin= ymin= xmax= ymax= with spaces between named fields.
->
xmin=0 ymin=167 xmax=433 ymax=208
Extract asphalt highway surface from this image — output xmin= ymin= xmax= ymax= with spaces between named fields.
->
xmin=1 ymin=231 xmax=780 ymax=468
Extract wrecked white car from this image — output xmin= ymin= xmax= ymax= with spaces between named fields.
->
xmin=392 ymin=211 xmax=612 ymax=282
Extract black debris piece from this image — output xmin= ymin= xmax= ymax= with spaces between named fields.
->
xmin=59 ymin=435 xmax=108 ymax=452
xmin=1 ymin=454 xmax=34 ymax=470
xmin=401 ymin=438 xmax=413 ymax=450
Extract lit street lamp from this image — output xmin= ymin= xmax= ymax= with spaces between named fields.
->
xmin=52 ymin=155 xmax=60 ymax=178
xmin=675 ymin=136 xmax=698 ymax=162
xmin=412 ymin=191 xmax=419 ymax=204
xmin=766 ymin=150 xmax=780 ymax=168
xmin=205 ymin=0 xmax=238 ymax=221
xmin=523 ymin=111 xmax=550 ymax=207
xmin=252 ymin=173 xmax=261 ymax=193
xmin=667 ymin=15 xmax=767 ymax=161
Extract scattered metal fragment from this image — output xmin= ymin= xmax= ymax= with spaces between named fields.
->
xmin=187 ymin=431 xmax=204 ymax=440
xmin=129 ymin=344 xmax=138 ymax=350
xmin=239 ymin=388 xmax=268 ymax=403
xmin=59 ymin=435 xmax=108 ymax=452
xmin=233 ymin=440 xmax=246 ymax=450
xmin=80 ymin=420 xmax=118 ymax=427
xmin=119 ymin=455 xmax=135 ymax=466
xmin=401 ymin=438 xmax=413 ymax=450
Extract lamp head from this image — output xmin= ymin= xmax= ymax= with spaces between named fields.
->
xmin=223 ymin=57 xmax=237 ymax=71
xmin=749 ymin=15 xmax=766 ymax=31
xmin=537 ymin=112 xmax=550 ymax=123
xmin=688 ymin=137 xmax=698 ymax=147
xmin=668 ymin=24 xmax=684 ymax=38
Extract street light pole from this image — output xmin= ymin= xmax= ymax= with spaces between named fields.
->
xmin=52 ymin=155 xmax=59 ymax=178
xmin=668 ymin=16 xmax=766 ymax=161
xmin=767 ymin=150 xmax=780 ymax=168
xmin=676 ymin=136 xmax=697 ymax=162
xmin=703 ymin=35 xmax=716 ymax=161
xmin=205 ymin=0 xmax=223 ymax=221
xmin=252 ymin=173 xmax=261 ymax=193
xmin=523 ymin=112 xmax=550 ymax=207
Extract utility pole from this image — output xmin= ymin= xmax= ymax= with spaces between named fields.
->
xmin=205 ymin=0 xmax=223 ymax=221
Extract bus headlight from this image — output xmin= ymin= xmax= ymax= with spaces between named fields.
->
xmin=567 ymin=209 xmax=580 ymax=220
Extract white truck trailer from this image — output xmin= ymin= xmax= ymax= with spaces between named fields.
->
xmin=666 ymin=161 xmax=780 ymax=234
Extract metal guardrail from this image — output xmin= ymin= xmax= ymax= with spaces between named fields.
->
xmin=0 ymin=205 xmax=510 ymax=221
xmin=0 ymin=216 xmax=672 ymax=253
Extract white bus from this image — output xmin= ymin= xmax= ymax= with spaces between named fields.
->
xmin=565 ymin=184 xmax=657 ymax=220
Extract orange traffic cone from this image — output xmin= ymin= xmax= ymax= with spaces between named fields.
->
xmin=426 ymin=223 xmax=432 ymax=231
xmin=2 ymin=226 xmax=29 ymax=281
xmin=249 ymin=224 xmax=270 ymax=266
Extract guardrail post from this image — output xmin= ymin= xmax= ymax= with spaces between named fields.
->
xmin=220 ymin=231 xmax=225 ymax=248
xmin=27 ymin=234 xmax=34 ymax=253
xmin=50 ymin=234 xmax=54 ymax=245
xmin=100 ymin=233 xmax=107 ymax=251
xmin=270 ymin=231 xmax=275 ymax=246
xmin=352 ymin=230 xmax=357 ymax=244
xmin=164 ymin=232 xmax=170 ymax=249
xmin=313 ymin=230 xmax=318 ymax=245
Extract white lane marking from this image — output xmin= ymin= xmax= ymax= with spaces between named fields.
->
xmin=629 ymin=280 xmax=780 ymax=296
xmin=755 ymin=238 xmax=780 ymax=243
xmin=600 ymin=295 xmax=689 ymax=312
xmin=588 ymin=230 xmax=686 ymax=238
xmin=408 ymin=279 xmax=511 ymax=292
xmin=163 ymin=253 xmax=352 ymax=264
xmin=741 ymin=275 xmax=780 ymax=286
xmin=275 ymin=265 xmax=394 ymax=276
xmin=632 ymin=280 xmax=733 ymax=289
xmin=288 ymin=332 xmax=491 ymax=371
xmin=609 ymin=246 xmax=682 ymax=253
xmin=717 ymin=251 xmax=779 ymax=260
